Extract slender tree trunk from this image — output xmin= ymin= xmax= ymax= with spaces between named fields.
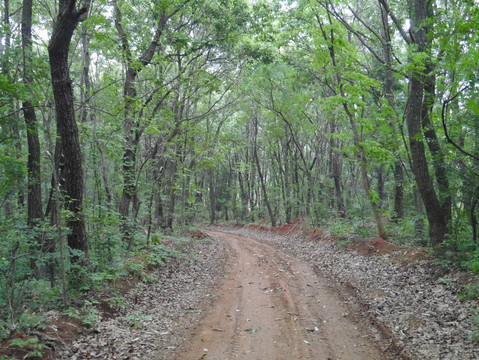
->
xmin=1 ymin=0 xmax=10 ymax=69
xmin=91 ymin=106 xmax=112 ymax=207
xmin=3 ymin=0 xmax=25 ymax=209
xmin=237 ymin=164 xmax=248 ymax=221
xmin=330 ymin=122 xmax=345 ymax=217
xmin=283 ymin=140 xmax=292 ymax=223
xmin=208 ymin=169 xmax=216 ymax=224
xmin=79 ymin=24 xmax=91 ymax=124
xmin=253 ymin=117 xmax=276 ymax=227
xmin=377 ymin=165 xmax=385 ymax=208
xmin=414 ymin=186 xmax=425 ymax=244
xmin=48 ymin=0 xmax=90 ymax=262
xmin=379 ymin=1 xmax=404 ymax=220
xmin=113 ymin=1 xmax=168 ymax=245
xmin=22 ymin=0 xmax=44 ymax=238
xmin=347 ymin=105 xmax=387 ymax=239
xmin=406 ymin=76 xmax=447 ymax=247
xmin=472 ymin=195 xmax=478 ymax=243
xmin=393 ymin=161 xmax=404 ymax=218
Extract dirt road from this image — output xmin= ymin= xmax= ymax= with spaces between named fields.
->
xmin=175 ymin=230 xmax=388 ymax=360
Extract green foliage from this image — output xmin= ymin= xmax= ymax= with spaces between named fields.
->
xmin=16 ymin=313 xmax=46 ymax=333
xmin=104 ymin=296 xmax=130 ymax=311
xmin=1 ymin=0 xmax=479 ymax=349
xmin=336 ymin=239 xmax=353 ymax=247
xmin=388 ymin=216 xmax=424 ymax=246
xmin=459 ymin=284 xmax=479 ymax=302
xmin=64 ymin=302 xmax=100 ymax=328
xmin=8 ymin=337 xmax=48 ymax=358
xmin=471 ymin=308 xmax=479 ymax=343
xmin=0 ymin=322 xmax=9 ymax=342
xmin=90 ymin=272 xmax=115 ymax=290
xmin=145 ymin=243 xmax=171 ymax=266
xmin=327 ymin=219 xmax=353 ymax=238
xmin=122 ymin=311 xmax=152 ymax=329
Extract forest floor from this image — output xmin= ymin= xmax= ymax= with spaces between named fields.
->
xmin=3 ymin=223 xmax=479 ymax=359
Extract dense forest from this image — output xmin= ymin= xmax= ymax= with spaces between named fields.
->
xmin=1 ymin=0 xmax=478 ymax=341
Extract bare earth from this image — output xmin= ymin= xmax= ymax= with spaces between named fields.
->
xmin=175 ymin=230 xmax=387 ymax=360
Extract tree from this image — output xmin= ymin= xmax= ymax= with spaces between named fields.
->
xmin=22 ymin=0 xmax=44 ymax=273
xmin=48 ymin=0 xmax=91 ymax=261
xmin=401 ymin=0 xmax=448 ymax=247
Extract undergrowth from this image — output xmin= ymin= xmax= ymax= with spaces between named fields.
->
xmin=0 ymin=226 xmax=203 ymax=357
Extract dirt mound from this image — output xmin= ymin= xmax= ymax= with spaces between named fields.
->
xmin=395 ymin=247 xmax=430 ymax=264
xmin=306 ymin=227 xmax=326 ymax=241
xmin=291 ymin=216 xmax=305 ymax=224
xmin=352 ymin=237 xmax=402 ymax=257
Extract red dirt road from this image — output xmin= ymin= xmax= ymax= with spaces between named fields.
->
xmin=175 ymin=230 xmax=388 ymax=360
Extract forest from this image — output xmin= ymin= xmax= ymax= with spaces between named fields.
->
xmin=1 ymin=0 xmax=479 ymax=355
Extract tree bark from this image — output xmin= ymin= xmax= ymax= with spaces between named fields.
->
xmin=421 ymin=66 xmax=452 ymax=224
xmin=283 ymin=138 xmax=293 ymax=223
xmin=208 ymin=169 xmax=216 ymax=224
xmin=253 ymin=117 xmax=276 ymax=227
xmin=22 ymin=0 xmax=44 ymax=239
xmin=393 ymin=160 xmax=404 ymax=218
xmin=405 ymin=0 xmax=447 ymax=247
xmin=379 ymin=0 xmax=404 ymax=220
xmin=330 ymin=122 xmax=345 ymax=217
xmin=48 ymin=0 xmax=90 ymax=261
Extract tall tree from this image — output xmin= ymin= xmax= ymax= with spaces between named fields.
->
xmin=22 ymin=0 xmax=43 ymax=253
xmin=48 ymin=0 xmax=91 ymax=261
xmin=113 ymin=0 xmax=175 ymax=247
xmin=402 ymin=0 xmax=447 ymax=247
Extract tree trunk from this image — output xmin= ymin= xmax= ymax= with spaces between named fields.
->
xmin=208 ymin=169 xmax=216 ymax=224
xmin=316 ymin=11 xmax=386 ymax=239
xmin=283 ymin=140 xmax=292 ymax=223
xmin=48 ymin=0 xmax=90 ymax=262
xmin=330 ymin=122 xmax=345 ymax=217
xmin=22 ymin=0 xmax=44 ymax=242
xmin=393 ymin=160 xmax=404 ymax=219
xmin=379 ymin=0 xmax=404 ymax=220
xmin=406 ymin=0 xmax=447 ymax=247
xmin=347 ymin=106 xmax=387 ymax=239
xmin=253 ymin=117 xmax=276 ymax=227
xmin=414 ymin=186 xmax=425 ymax=244
xmin=237 ymin=163 xmax=248 ymax=222
xmin=421 ymin=66 xmax=452 ymax=225
xmin=79 ymin=24 xmax=91 ymax=124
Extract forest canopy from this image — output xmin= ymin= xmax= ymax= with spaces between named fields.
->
xmin=1 ymin=0 xmax=479 ymax=333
